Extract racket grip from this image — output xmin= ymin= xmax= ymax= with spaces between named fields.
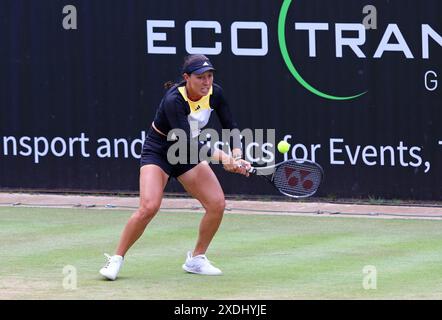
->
xmin=237 ymin=163 xmax=256 ymax=175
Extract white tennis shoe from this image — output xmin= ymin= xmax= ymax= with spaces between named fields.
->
xmin=182 ymin=251 xmax=223 ymax=276
xmin=99 ymin=253 xmax=124 ymax=281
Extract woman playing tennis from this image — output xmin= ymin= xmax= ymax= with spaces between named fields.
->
xmin=99 ymin=54 xmax=251 ymax=280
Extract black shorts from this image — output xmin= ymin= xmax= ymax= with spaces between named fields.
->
xmin=140 ymin=127 xmax=197 ymax=178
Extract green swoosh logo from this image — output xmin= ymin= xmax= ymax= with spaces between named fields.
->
xmin=278 ymin=0 xmax=367 ymax=100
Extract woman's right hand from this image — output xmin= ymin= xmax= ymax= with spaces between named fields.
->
xmin=223 ymin=158 xmax=251 ymax=177
xmin=211 ymin=149 xmax=251 ymax=177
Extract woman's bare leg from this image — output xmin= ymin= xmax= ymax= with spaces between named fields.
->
xmin=178 ymin=161 xmax=226 ymax=256
xmin=115 ymin=165 xmax=169 ymax=256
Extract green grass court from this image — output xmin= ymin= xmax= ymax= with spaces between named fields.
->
xmin=1 ymin=206 xmax=442 ymax=299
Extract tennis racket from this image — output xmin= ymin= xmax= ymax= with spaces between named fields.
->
xmin=247 ymin=159 xmax=324 ymax=198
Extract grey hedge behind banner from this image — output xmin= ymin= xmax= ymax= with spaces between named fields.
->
xmin=0 ymin=0 xmax=441 ymax=200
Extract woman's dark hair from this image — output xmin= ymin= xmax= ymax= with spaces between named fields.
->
xmin=163 ymin=80 xmax=176 ymax=89
xmin=163 ymin=54 xmax=210 ymax=89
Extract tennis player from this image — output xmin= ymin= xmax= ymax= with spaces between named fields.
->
xmin=100 ymin=54 xmax=251 ymax=280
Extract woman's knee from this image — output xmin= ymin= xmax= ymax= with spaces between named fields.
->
xmin=136 ymin=200 xmax=161 ymax=222
xmin=206 ymin=195 xmax=226 ymax=214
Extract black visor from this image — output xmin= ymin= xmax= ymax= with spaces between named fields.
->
xmin=183 ymin=58 xmax=215 ymax=75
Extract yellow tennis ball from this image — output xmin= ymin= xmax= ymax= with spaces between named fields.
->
xmin=277 ymin=140 xmax=290 ymax=154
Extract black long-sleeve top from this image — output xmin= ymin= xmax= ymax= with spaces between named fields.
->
xmin=153 ymin=82 xmax=241 ymax=157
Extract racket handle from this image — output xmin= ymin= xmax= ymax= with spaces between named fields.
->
xmin=237 ymin=163 xmax=256 ymax=175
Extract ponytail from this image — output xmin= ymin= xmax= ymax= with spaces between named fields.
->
xmin=163 ymin=81 xmax=175 ymax=89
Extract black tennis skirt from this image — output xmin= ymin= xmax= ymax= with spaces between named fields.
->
xmin=140 ymin=127 xmax=197 ymax=178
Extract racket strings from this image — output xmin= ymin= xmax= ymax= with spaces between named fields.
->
xmin=273 ymin=162 xmax=322 ymax=197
